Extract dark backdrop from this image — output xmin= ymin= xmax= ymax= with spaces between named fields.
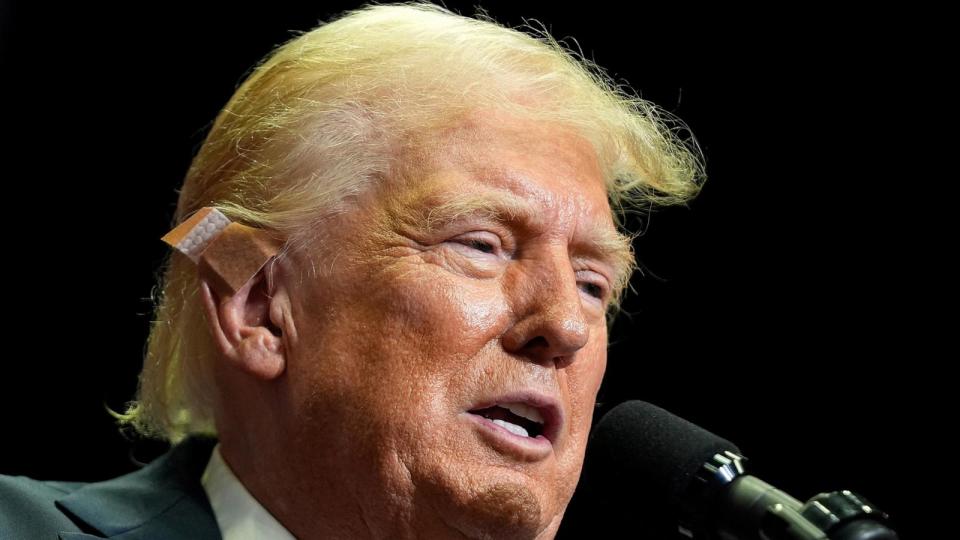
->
xmin=3 ymin=2 xmax=941 ymax=537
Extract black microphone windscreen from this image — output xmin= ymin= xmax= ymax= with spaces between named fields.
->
xmin=584 ymin=401 xmax=740 ymax=525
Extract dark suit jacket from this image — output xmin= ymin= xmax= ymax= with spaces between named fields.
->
xmin=0 ymin=436 xmax=222 ymax=539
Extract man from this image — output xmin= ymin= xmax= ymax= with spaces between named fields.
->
xmin=1 ymin=3 xmax=702 ymax=538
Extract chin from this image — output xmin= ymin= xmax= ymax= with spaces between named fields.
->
xmin=415 ymin=460 xmax=566 ymax=540
xmin=447 ymin=484 xmax=547 ymax=539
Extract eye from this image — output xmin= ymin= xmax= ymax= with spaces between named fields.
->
xmin=579 ymin=281 xmax=605 ymax=300
xmin=576 ymin=269 xmax=610 ymax=302
xmin=451 ymin=232 xmax=502 ymax=255
xmin=462 ymin=238 xmax=496 ymax=254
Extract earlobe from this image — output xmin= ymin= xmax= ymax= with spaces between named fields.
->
xmin=199 ymin=268 xmax=287 ymax=381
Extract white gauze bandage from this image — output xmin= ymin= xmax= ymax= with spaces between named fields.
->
xmin=161 ymin=207 xmax=281 ymax=294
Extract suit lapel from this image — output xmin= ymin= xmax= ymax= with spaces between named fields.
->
xmin=54 ymin=436 xmax=221 ymax=539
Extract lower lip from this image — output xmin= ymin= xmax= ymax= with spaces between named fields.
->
xmin=462 ymin=412 xmax=553 ymax=461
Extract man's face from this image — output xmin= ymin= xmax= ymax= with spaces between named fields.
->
xmin=274 ymin=112 xmax=630 ymax=539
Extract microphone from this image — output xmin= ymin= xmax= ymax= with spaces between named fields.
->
xmin=581 ymin=401 xmax=899 ymax=540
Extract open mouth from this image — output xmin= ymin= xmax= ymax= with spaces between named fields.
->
xmin=463 ymin=395 xmax=561 ymax=460
xmin=468 ymin=403 xmax=545 ymax=439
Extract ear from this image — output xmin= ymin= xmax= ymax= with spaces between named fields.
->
xmin=199 ymin=262 xmax=288 ymax=380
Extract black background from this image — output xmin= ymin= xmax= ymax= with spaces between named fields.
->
xmin=3 ymin=1 xmax=944 ymax=537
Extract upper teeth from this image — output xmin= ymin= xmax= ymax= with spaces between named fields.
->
xmin=502 ymin=403 xmax=544 ymax=425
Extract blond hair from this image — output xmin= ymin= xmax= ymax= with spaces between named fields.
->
xmin=113 ymin=2 xmax=705 ymax=443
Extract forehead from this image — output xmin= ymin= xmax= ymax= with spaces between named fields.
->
xmin=393 ymin=111 xmax=611 ymax=221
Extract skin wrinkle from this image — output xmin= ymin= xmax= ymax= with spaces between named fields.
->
xmin=211 ymin=112 xmax=612 ymax=539
xmin=389 ymin=181 xmax=634 ymax=300
xmin=387 ymin=205 xmax=622 ymax=320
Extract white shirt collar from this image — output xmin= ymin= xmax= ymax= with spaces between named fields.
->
xmin=201 ymin=442 xmax=296 ymax=540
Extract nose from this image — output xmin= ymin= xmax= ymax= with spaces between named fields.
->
xmin=501 ymin=250 xmax=590 ymax=368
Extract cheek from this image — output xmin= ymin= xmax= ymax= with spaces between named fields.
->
xmin=291 ymin=264 xmax=512 ymax=416
xmin=571 ymin=327 xmax=608 ymax=387
xmin=582 ymin=340 xmax=608 ymax=396
xmin=371 ymin=265 xmax=510 ymax=354
xmin=565 ymin=337 xmax=608 ymax=433
xmin=445 ymin=280 xmax=508 ymax=336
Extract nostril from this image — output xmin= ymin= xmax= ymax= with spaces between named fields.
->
xmin=523 ymin=336 xmax=549 ymax=350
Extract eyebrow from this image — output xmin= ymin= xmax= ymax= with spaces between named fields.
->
xmin=391 ymin=189 xmax=636 ymax=295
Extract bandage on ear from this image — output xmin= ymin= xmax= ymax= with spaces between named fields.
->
xmin=161 ymin=207 xmax=281 ymax=295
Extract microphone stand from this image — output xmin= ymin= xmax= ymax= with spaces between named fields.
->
xmin=685 ymin=451 xmax=900 ymax=540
